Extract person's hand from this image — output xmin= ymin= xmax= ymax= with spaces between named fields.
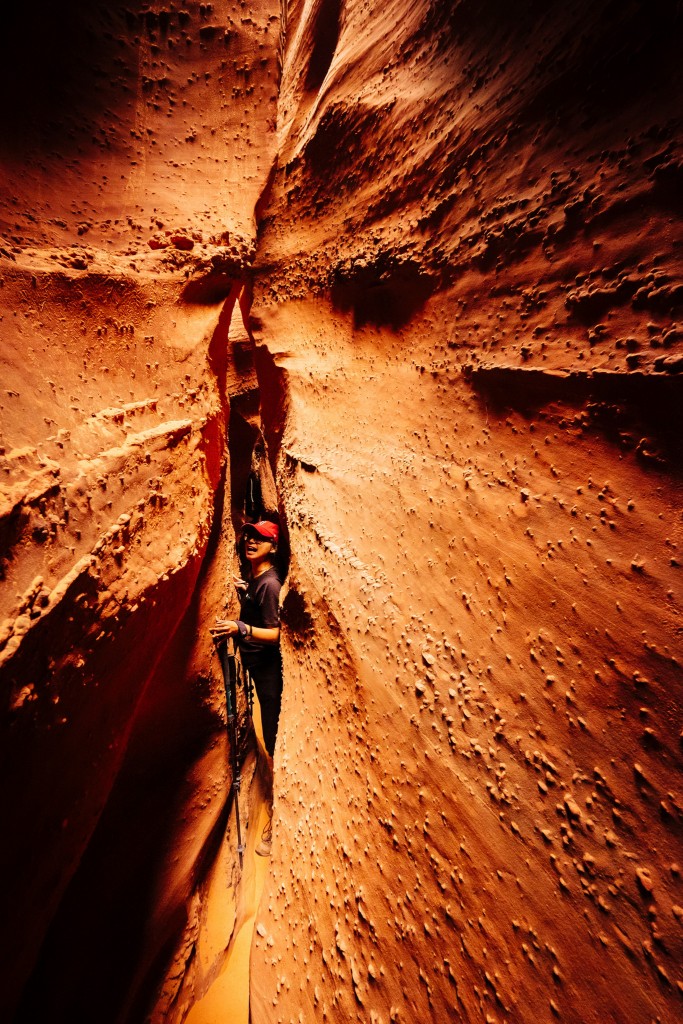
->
xmin=211 ymin=618 xmax=239 ymax=637
xmin=233 ymin=575 xmax=247 ymax=592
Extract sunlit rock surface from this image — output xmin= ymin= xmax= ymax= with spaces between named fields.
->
xmin=250 ymin=1 xmax=682 ymax=1023
xmin=0 ymin=1 xmax=279 ymax=1020
xmin=1 ymin=0 xmax=682 ymax=1022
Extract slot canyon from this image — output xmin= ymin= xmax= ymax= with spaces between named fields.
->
xmin=1 ymin=0 xmax=682 ymax=1021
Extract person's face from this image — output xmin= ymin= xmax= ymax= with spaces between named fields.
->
xmin=243 ymin=531 xmax=274 ymax=560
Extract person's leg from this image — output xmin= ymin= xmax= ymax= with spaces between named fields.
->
xmin=259 ymin=689 xmax=282 ymax=758
xmin=252 ymin=656 xmax=283 ymax=856
xmin=252 ymin=655 xmax=283 ymax=759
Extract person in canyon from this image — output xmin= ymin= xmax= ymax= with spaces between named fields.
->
xmin=213 ymin=520 xmax=283 ymax=857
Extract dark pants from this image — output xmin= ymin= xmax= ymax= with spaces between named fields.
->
xmin=243 ymin=650 xmax=283 ymax=757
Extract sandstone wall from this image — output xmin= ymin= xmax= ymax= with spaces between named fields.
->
xmin=0 ymin=1 xmax=279 ymax=1019
xmin=1 ymin=1 xmax=682 ymax=1022
xmin=249 ymin=2 xmax=683 ymax=1022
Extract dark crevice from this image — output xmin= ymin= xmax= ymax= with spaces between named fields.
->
xmin=13 ymin=736 xmax=233 ymax=1024
xmin=182 ymin=272 xmax=239 ymax=305
xmin=0 ymin=1 xmax=142 ymax=151
xmin=304 ymin=0 xmax=343 ymax=93
xmin=228 ymin=397 xmax=262 ymax=535
xmin=280 ymin=588 xmax=315 ymax=647
xmin=331 ymin=260 xmax=436 ymax=329
xmin=251 ymin=343 xmax=289 ymax=490
xmin=466 ymin=364 xmax=683 ymax=471
xmin=228 ymin=290 xmax=290 ymax=577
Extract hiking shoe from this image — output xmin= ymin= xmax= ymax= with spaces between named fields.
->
xmin=255 ymin=816 xmax=272 ymax=857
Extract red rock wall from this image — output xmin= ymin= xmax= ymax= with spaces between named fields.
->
xmin=249 ymin=1 xmax=683 ymax=1022
xmin=1 ymin=0 xmax=682 ymax=1022
xmin=0 ymin=1 xmax=279 ymax=1019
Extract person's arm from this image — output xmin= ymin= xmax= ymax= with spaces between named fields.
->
xmin=212 ymin=619 xmax=280 ymax=643
xmin=249 ymin=624 xmax=280 ymax=643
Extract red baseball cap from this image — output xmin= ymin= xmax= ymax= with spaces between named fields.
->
xmin=242 ymin=520 xmax=279 ymax=542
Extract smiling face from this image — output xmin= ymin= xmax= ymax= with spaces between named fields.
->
xmin=242 ymin=530 xmax=275 ymax=563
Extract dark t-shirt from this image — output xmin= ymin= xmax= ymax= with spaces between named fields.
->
xmin=239 ymin=566 xmax=281 ymax=665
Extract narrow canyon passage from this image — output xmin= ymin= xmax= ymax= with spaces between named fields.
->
xmin=1 ymin=1 xmax=682 ymax=1023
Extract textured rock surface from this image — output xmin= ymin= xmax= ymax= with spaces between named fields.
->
xmin=1 ymin=1 xmax=682 ymax=1023
xmin=0 ymin=1 xmax=279 ymax=1020
xmin=250 ymin=1 xmax=683 ymax=1023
